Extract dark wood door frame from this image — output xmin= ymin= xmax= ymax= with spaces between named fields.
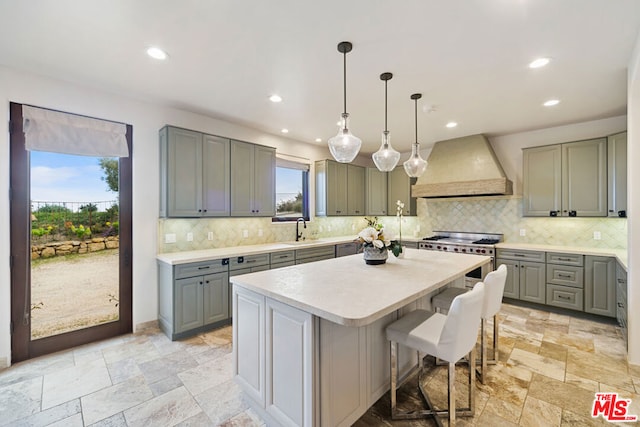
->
xmin=9 ymin=102 xmax=133 ymax=362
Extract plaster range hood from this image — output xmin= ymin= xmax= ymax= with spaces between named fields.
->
xmin=412 ymin=134 xmax=513 ymax=198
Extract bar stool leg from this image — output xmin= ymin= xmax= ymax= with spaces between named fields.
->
xmin=448 ymin=361 xmax=456 ymax=426
xmin=469 ymin=348 xmax=476 ymax=414
xmin=480 ymin=317 xmax=487 ymax=384
xmin=390 ymin=341 xmax=398 ymax=416
xmin=493 ymin=313 xmax=499 ymax=362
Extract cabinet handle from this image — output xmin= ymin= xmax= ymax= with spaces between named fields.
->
xmin=558 ymin=274 xmax=572 ymax=278
xmin=198 ymin=266 xmax=210 ymax=270
xmin=203 ymin=209 xmax=207 ymax=213
xmin=618 ymin=302 xmax=624 ymax=307
xmin=198 ymin=209 xmax=202 ymax=213
xmin=246 ymin=260 xmax=256 ymax=264
xmin=205 ymin=280 xmax=210 ymax=284
xmin=558 ymin=295 xmax=571 ymax=300
xmin=618 ymin=210 xmax=626 ymax=218
xmin=617 ymin=279 xmax=626 ymax=284
xmin=222 ymin=258 xmax=229 ymax=265
xmin=513 ymin=254 xmax=525 ymax=257
xmin=558 ymin=257 xmax=572 ymax=261
xmin=199 ymin=281 xmax=203 ymax=285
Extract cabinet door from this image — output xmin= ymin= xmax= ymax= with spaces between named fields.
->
xmin=327 ymin=161 xmax=348 ymax=215
xmin=562 ymin=138 xmax=607 ymax=217
xmin=608 ymin=132 xmax=627 ymax=217
xmin=202 ymin=135 xmax=230 ymax=217
xmin=519 ymin=261 xmax=546 ymax=304
xmin=230 ymin=140 xmax=255 ymax=216
xmin=497 ymin=259 xmax=520 ymax=299
xmin=523 ymin=145 xmax=561 ymax=217
xmin=387 ymin=167 xmax=416 ymax=216
xmin=365 ymin=168 xmax=387 ymax=216
xmin=203 ymin=272 xmax=229 ymax=325
xmin=167 ymin=127 xmax=203 ymax=217
xmin=347 ymin=165 xmax=365 ymax=216
xmin=254 ymin=145 xmax=276 ymax=217
xmin=585 ymin=256 xmax=616 ymax=317
xmin=175 ymin=276 xmax=204 ymax=333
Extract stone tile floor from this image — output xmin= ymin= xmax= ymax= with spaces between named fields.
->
xmin=0 ymin=303 xmax=638 ymax=426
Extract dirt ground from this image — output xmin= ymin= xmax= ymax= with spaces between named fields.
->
xmin=30 ymin=249 xmax=119 ymax=339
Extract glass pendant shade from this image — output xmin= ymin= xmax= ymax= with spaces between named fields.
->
xmin=403 ymin=142 xmax=427 ymax=177
xmin=328 ymin=113 xmax=362 ymax=163
xmin=373 ymin=131 xmax=400 ymax=171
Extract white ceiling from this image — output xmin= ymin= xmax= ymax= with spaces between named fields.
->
xmin=1 ymin=0 xmax=639 ymax=154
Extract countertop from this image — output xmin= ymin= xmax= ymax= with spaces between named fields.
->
xmin=230 ymin=249 xmax=491 ymax=327
xmin=495 ymin=242 xmax=627 ymax=270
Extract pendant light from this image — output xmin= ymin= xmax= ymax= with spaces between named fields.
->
xmin=372 ymin=72 xmax=400 ymax=171
xmin=328 ymin=41 xmax=362 ymax=163
xmin=403 ymin=93 xmax=428 ymax=177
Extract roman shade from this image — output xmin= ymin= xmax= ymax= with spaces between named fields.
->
xmin=22 ymin=105 xmax=129 ymax=157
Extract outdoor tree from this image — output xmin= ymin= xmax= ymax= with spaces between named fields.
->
xmin=99 ymin=157 xmax=119 ymax=193
xmin=277 ymin=192 xmax=303 ymax=214
xmin=80 ymin=203 xmax=98 ymax=228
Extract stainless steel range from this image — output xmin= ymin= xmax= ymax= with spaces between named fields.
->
xmin=419 ymin=231 xmax=503 ymax=288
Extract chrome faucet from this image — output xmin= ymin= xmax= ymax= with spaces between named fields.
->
xmin=296 ymin=217 xmax=307 ymax=241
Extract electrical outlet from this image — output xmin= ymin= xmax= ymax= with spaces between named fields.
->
xmin=351 ymin=224 xmax=355 ymax=231
xmin=327 ymin=225 xmax=332 ymax=232
xmin=593 ymin=231 xmax=601 ymax=240
xmin=416 ymin=224 xmax=421 ymax=232
xmin=165 ymin=233 xmax=176 ymax=243
xmin=187 ymin=232 xmax=193 ymax=241
xmin=258 ymin=228 xmax=263 ymax=237
xmin=243 ymin=229 xmax=249 ymax=238
xmin=519 ymin=229 xmax=526 ymax=237
xmin=318 ymin=226 xmax=323 ymax=232
xmin=207 ymin=231 xmax=213 ymax=240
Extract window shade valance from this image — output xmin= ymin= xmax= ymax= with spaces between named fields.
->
xmin=276 ymin=154 xmax=310 ymax=171
xmin=22 ymin=105 xmax=129 ymax=157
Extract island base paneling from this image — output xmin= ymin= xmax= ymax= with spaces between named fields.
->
xmin=233 ymin=286 xmax=434 ymax=427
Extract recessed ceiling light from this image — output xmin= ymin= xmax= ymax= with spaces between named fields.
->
xmin=146 ymin=47 xmax=168 ymax=60
xmin=445 ymin=122 xmax=458 ymax=128
xmin=529 ymin=57 xmax=551 ymax=69
xmin=543 ymin=99 xmax=560 ymax=107
xmin=269 ymin=94 xmax=282 ymax=103
xmin=315 ymin=138 xmax=322 ymax=143
xmin=281 ymin=128 xmax=289 ymax=134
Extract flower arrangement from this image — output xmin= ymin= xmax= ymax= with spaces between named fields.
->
xmin=357 ymin=217 xmax=402 ymax=257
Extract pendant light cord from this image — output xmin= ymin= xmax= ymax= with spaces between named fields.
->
xmin=384 ymin=79 xmax=388 ymax=132
xmin=414 ymin=97 xmax=418 ymax=143
xmin=342 ymin=50 xmax=347 ymax=117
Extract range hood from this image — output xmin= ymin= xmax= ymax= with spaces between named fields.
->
xmin=412 ymin=134 xmax=513 ymax=198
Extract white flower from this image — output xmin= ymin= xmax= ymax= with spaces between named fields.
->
xmin=372 ymin=239 xmax=384 ymax=249
xmin=358 ymin=227 xmax=378 ymax=243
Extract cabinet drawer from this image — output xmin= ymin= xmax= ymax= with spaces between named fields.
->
xmin=546 ymin=252 xmax=584 ymax=266
xmin=175 ymin=259 xmax=228 ymax=279
xmin=546 ymin=264 xmax=584 ymax=288
xmin=546 ymin=284 xmax=583 ymax=311
xmin=496 ymin=249 xmax=545 ymax=263
xmin=271 ymin=260 xmax=296 ymax=269
xmin=230 ymin=253 xmax=270 ymax=270
xmin=296 ymin=246 xmax=335 ymax=260
xmin=270 ymin=250 xmax=295 ymax=265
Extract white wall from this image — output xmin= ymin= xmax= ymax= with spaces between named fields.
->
xmin=0 ymin=65 xmax=338 ymax=366
xmin=627 ymin=29 xmax=640 ymax=365
xmin=490 ymin=116 xmax=627 ymax=194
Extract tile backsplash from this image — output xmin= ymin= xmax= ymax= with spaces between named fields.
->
xmin=158 ymin=196 xmax=626 ymax=253
xmin=417 ymin=196 xmax=627 ymax=249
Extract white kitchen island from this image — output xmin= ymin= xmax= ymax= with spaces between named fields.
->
xmin=231 ymin=248 xmax=491 ymax=427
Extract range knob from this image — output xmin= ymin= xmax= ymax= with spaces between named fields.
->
xmin=454 ymin=247 xmax=459 ymax=252
xmin=481 ymin=249 xmax=486 ymax=254
xmin=461 ymin=248 xmax=466 ymax=252
xmin=436 ymin=245 xmax=441 ymax=250
xmin=442 ymin=247 xmax=448 ymax=251
xmin=475 ymin=249 xmax=482 ymax=253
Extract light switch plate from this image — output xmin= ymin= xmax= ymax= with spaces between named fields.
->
xmin=519 ymin=229 xmax=526 ymax=236
xmin=165 ymin=233 xmax=176 ymax=243
xmin=207 ymin=231 xmax=213 ymax=240
xmin=187 ymin=232 xmax=193 ymax=241
xmin=243 ymin=230 xmax=249 ymax=238
xmin=258 ymin=229 xmax=263 ymax=237
xmin=593 ymin=231 xmax=601 ymax=240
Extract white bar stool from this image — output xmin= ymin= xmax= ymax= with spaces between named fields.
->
xmin=431 ymin=264 xmax=507 ymax=384
xmin=386 ymin=282 xmax=485 ymax=426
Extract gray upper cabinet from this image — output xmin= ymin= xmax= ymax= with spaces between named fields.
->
xmin=315 ymin=160 xmax=364 ymax=216
xmin=160 ymin=126 xmax=230 ymax=217
xmin=347 ymin=164 xmax=365 ymax=216
xmin=366 ymin=168 xmax=387 ymax=216
xmin=523 ymin=145 xmax=561 ymax=217
xmin=562 ymin=138 xmax=607 ymax=217
xmin=230 ymin=140 xmax=276 ymax=217
xmin=387 ymin=167 xmax=417 ymax=216
xmin=523 ymin=138 xmax=607 ymax=217
xmin=607 ymin=131 xmax=627 ymax=217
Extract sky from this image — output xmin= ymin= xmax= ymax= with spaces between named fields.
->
xmin=276 ymin=167 xmax=302 ymax=204
xmin=30 ymin=151 xmax=117 ymax=208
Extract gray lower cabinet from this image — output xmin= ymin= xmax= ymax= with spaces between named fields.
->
xmin=270 ymin=250 xmax=296 ymax=268
xmin=585 ymin=256 xmax=616 ymax=317
xmin=545 ymin=252 xmax=584 ymax=311
xmin=158 ymin=258 xmax=230 ymax=340
xmin=296 ymin=246 xmax=336 ymax=264
xmin=336 ymin=242 xmax=360 ymax=257
xmin=496 ymin=249 xmax=545 ymax=303
xmin=616 ymin=262 xmax=628 ymax=348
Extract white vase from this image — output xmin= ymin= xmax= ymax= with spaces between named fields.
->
xmin=363 ymin=245 xmax=388 ymax=265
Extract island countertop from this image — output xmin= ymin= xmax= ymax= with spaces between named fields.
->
xmin=230 ymin=248 xmax=490 ymax=327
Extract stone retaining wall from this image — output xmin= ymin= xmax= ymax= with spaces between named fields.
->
xmin=31 ymin=236 xmax=119 ymax=259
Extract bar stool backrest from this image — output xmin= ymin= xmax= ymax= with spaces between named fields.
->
xmin=482 ymin=264 xmax=507 ymax=319
xmin=437 ymin=282 xmax=485 ymax=363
